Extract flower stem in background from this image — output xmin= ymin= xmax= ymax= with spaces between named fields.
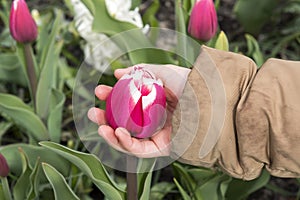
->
xmin=23 ymin=43 xmax=37 ymax=109
xmin=126 ymin=155 xmax=138 ymax=200
xmin=1 ymin=177 xmax=12 ymax=200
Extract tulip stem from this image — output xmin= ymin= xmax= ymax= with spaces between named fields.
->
xmin=1 ymin=177 xmax=12 ymax=200
xmin=23 ymin=43 xmax=37 ymax=110
xmin=126 ymin=155 xmax=138 ymax=200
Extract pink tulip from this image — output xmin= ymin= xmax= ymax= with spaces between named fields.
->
xmin=9 ymin=0 xmax=37 ymax=43
xmin=106 ymin=67 xmax=167 ymax=139
xmin=0 ymin=154 xmax=9 ymax=177
xmin=188 ymin=0 xmax=218 ymax=42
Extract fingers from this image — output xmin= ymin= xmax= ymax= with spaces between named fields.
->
xmin=115 ymin=128 xmax=168 ymax=158
xmin=97 ymin=125 xmax=171 ymax=157
xmin=87 ymin=107 xmax=106 ymax=125
xmin=114 ymin=67 xmax=133 ymax=79
xmin=164 ymin=87 xmax=178 ymax=112
xmin=95 ymin=85 xmax=112 ymax=101
xmin=98 ymin=125 xmax=128 ymax=154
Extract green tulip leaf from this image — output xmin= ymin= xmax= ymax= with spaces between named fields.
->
xmin=226 ymin=170 xmax=270 ymax=200
xmin=245 ymin=34 xmax=264 ymax=67
xmin=0 ymin=143 xmax=70 ymax=177
xmin=26 ymin=156 xmax=42 ymax=200
xmin=0 ymin=93 xmax=49 ymax=141
xmin=0 ymin=53 xmax=26 ymax=86
xmin=137 ymin=158 xmax=156 ymax=200
xmin=47 ymin=89 xmax=65 ymax=142
xmin=83 ymin=0 xmax=137 ymax=35
xmin=195 ymin=173 xmax=231 ymax=200
xmin=0 ymin=121 xmax=12 ymax=141
xmin=188 ymin=167 xmax=217 ymax=181
xmin=175 ymin=0 xmax=195 ymax=68
xmin=42 ymin=163 xmax=80 ymax=200
xmin=36 ymin=10 xmax=64 ymax=120
xmin=13 ymin=148 xmax=33 ymax=200
xmin=172 ymin=162 xmax=196 ymax=193
xmin=174 ymin=178 xmax=192 ymax=200
xmin=81 ymin=0 xmax=175 ymax=65
xmin=150 ymin=182 xmax=175 ymax=200
xmin=142 ymin=0 xmax=160 ymax=43
xmin=40 ymin=141 xmax=126 ymax=200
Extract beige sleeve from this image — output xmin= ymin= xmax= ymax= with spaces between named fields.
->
xmin=171 ymin=45 xmax=300 ymax=180
xmin=237 ymin=58 xmax=300 ymax=179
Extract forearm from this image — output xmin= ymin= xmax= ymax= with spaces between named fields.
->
xmin=171 ymin=45 xmax=259 ymax=180
xmin=172 ymin=46 xmax=300 ymax=180
xmin=237 ymin=58 xmax=300 ymax=178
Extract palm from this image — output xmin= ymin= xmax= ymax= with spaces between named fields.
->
xmin=88 ymin=65 xmax=190 ymax=158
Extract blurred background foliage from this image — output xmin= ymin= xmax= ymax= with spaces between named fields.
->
xmin=0 ymin=0 xmax=299 ymax=199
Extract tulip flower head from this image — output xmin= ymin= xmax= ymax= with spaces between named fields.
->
xmin=188 ymin=0 xmax=218 ymax=42
xmin=9 ymin=0 xmax=38 ymax=43
xmin=0 ymin=154 xmax=9 ymax=177
xmin=106 ymin=67 xmax=167 ymax=139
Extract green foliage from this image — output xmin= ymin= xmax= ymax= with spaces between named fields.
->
xmin=137 ymin=159 xmax=156 ymax=200
xmin=226 ymin=170 xmax=270 ymax=199
xmin=245 ymin=34 xmax=264 ymax=67
xmin=81 ymin=0 xmax=176 ymax=65
xmin=0 ymin=53 xmax=26 ymax=86
xmin=42 ymin=163 xmax=80 ymax=200
xmin=0 ymin=143 xmax=70 ymax=177
xmin=0 ymin=0 xmax=300 ymax=199
xmin=40 ymin=141 xmax=126 ymax=200
xmin=142 ymin=0 xmax=160 ymax=28
xmin=13 ymin=148 xmax=40 ymax=200
xmin=150 ymin=182 xmax=175 ymax=200
xmin=0 ymin=94 xmax=49 ymax=142
xmin=173 ymin=162 xmax=230 ymax=200
xmin=35 ymin=10 xmax=64 ymax=121
xmin=234 ymin=0 xmax=279 ymax=35
xmin=142 ymin=0 xmax=160 ymax=43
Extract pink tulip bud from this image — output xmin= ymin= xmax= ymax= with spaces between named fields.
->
xmin=106 ymin=67 xmax=167 ymax=139
xmin=9 ymin=0 xmax=38 ymax=43
xmin=0 ymin=154 xmax=9 ymax=177
xmin=188 ymin=0 xmax=218 ymax=42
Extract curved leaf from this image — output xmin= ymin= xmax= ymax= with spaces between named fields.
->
xmin=0 ymin=53 xmax=26 ymax=86
xmin=0 ymin=93 xmax=48 ymax=141
xmin=86 ymin=0 xmax=137 ymax=35
xmin=245 ymin=34 xmax=264 ymax=67
xmin=0 ymin=143 xmax=69 ymax=177
xmin=40 ymin=141 xmax=125 ymax=200
xmin=42 ymin=163 xmax=80 ymax=200
xmin=13 ymin=148 xmax=32 ymax=200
